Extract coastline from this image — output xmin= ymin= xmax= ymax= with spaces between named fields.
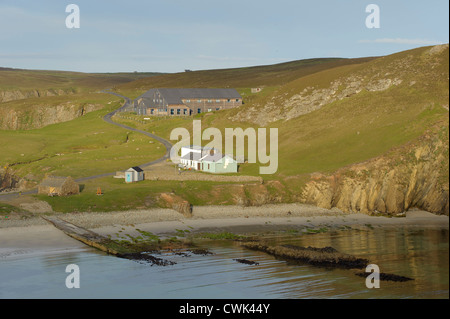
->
xmin=0 ymin=203 xmax=448 ymax=256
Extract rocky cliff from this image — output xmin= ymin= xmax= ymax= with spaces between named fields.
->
xmin=0 ymin=101 xmax=103 ymax=130
xmin=0 ymin=88 xmax=75 ymax=103
xmin=300 ymin=122 xmax=449 ymax=216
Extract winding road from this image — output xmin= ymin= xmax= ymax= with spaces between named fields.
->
xmin=0 ymin=91 xmax=173 ymax=199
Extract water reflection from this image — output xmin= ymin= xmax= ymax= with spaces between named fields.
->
xmin=252 ymin=227 xmax=448 ymax=298
xmin=0 ymin=227 xmax=447 ymax=299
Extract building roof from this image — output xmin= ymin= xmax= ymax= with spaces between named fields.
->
xmin=181 ymin=152 xmax=203 ymax=161
xmin=182 ymin=145 xmax=214 ymax=152
xmin=127 ymin=166 xmax=143 ymax=172
xmin=201 ymin=153 xmax=225 ymax=163
xmin=39 ymin=176 xmax=72 ymax=188
xmin=138 ymin=88 xmax=242 ymax=107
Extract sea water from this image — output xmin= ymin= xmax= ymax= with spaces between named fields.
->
xmin=0 ymin=227 xmax=448 ymax=299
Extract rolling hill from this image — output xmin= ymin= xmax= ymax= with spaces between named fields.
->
xmin=0 ymin=45 xmax=448 ymax=215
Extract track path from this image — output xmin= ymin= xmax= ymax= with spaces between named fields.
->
xmin=0 ymin=91 xmax=173 ymax=199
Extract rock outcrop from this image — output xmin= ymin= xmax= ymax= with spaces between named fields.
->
xmin=0 ymin=101 xmax=103 ymax=130
xmin=300 ymin=124 xmax=449 ymax=216
xmin=160 ymin=193 xmax=193 ymax=217
xmin=0 ymin=88 xmax=75 ymax=103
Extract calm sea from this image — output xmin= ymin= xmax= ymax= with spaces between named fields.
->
xmin=0 ymin=226 xmax=448 ymax=299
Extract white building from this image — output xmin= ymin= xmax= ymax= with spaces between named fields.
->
xmin=179 ymin=146 xmax=238 ymax=173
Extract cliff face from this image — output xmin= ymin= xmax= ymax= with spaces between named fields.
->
xmin=0 ymin=101 xmax=103 ymax=130
xmin=300 ymin=123 xmax=449 ymax=216
xmin=0 ymin=88 xmax=75 ymax=103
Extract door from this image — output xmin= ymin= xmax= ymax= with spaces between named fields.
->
xmin=197 ymin=163 xmax=201 ymax=170
xmin=126 ymin=173 xmax=132 ymax=183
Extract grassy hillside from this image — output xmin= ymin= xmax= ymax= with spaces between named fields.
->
xmin=114 ymin=45 xmax=448 ymax=177
xmin=0 ymin=100 xmax=166 ymax=182
xmin=115 ymin=57 xmax=375 ymax=99
xmin=0 ymin=68 xmax=162 ymax=92
xmin=0 ymin=45 xmax=448 ymax=215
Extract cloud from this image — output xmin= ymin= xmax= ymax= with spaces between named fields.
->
xmin=359 ymin=38 xmax=444 ymax=45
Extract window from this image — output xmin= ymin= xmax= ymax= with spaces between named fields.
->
xmin=150 ymin=109 xmax=154 ymax=114
xmin=177 ymin=109 xmax=181 ymax=115
xmin=207 ymin=108 xmax=212 ymax=112
xmin=207 ymin=99 xmax=212 ymax=103
xmin=216 ymin=99 xmax=221 ymax=103
xmin=197 ymin=99 xmax=202 ymax=103
xmin=227 ymin=99 xmax=231 ymax=102
xmin=183 ymin=109 xmax=188 ymax=115
xmin=185 ymin=99 xmax=191 ymax=103
xmin=170 ymin=109 xmax=174 ymax=115
xmin=236 ymin=99 xmax=240 ymax=102
xmin=197 ymin=108 xmax=202 ymax=114
xmin=216 ymin=108 xmax=220 ymax=111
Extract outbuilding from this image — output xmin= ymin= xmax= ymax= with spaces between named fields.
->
xmin=38 ymin=176 xmax=80 ymax=196
xmin=125 ymin=167 xmax=144 ymax=183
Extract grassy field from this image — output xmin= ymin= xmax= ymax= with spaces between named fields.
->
xmin=37 ymin=177 xmax=253 ymax=213
xmin=0 ymin=99 xmax=166 ymax=181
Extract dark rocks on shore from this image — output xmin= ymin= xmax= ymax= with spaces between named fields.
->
xmin=234 ymin=258 xmax=259 ymax=265
xmin=241 ymin=241 xmax=369 ymax=269
xmin=117 ymin=252 xmax=176 ymax=266
xmin=354 ymin=272 xmax=414 ymax=282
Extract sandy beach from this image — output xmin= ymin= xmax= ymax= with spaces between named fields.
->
xmin=0 ymin=203 xmax=448 ymax=257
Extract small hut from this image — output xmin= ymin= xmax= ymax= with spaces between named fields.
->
xmin=125 ymin=167 xmax=144 ymax=183
xmin=38 ymin=176 xmax=80 ymax=196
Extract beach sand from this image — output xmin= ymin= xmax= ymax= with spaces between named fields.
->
xmin=0 ymin=203 xmax=448 ymax=256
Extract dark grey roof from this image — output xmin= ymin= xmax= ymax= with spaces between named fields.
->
xmin=138 ymin=88 xmax=242 ymax=107
xmin=128 ymin=166 xmax=143 ymax=172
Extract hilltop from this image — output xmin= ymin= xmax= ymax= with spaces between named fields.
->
xmin=0 ymin=67 xmax=162 ymax=103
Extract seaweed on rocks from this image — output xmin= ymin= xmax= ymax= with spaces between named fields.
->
xmin=241 ymin=241 xmax=369 ymax=269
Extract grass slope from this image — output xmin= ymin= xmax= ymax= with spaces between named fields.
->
xmin=0 ymin=68 xmax=162 ymax=93
xmin=1 ymin=45 xmax=448 ymax=213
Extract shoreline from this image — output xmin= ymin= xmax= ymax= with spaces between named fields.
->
xmin=0 ymin=203 xmax=448 ymax=256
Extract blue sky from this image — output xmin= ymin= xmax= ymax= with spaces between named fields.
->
xmin=0 ymin=0 xmax=448 ymax=73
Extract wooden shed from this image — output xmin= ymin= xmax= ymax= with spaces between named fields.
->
xmin=38 ymin=176 xmax=80 ymax=196
xmin=125 ymin=167 xmax=144 ymax=183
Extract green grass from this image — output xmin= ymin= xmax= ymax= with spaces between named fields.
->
xmin=0 ymin=203 xmax=29 ymax=215
xmin=35 ymin=177 xmax=253 ymax=213
xmin=2 ymin=45 xmax=448 ymax=213
xmin=0 ymin=100 xmax=166 ymax=180
xmin=195 ymin=232 xmax=245 ymax=240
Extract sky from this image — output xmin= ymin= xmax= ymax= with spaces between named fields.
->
xmin=0 ymin=0 xmax=448 ymax=73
